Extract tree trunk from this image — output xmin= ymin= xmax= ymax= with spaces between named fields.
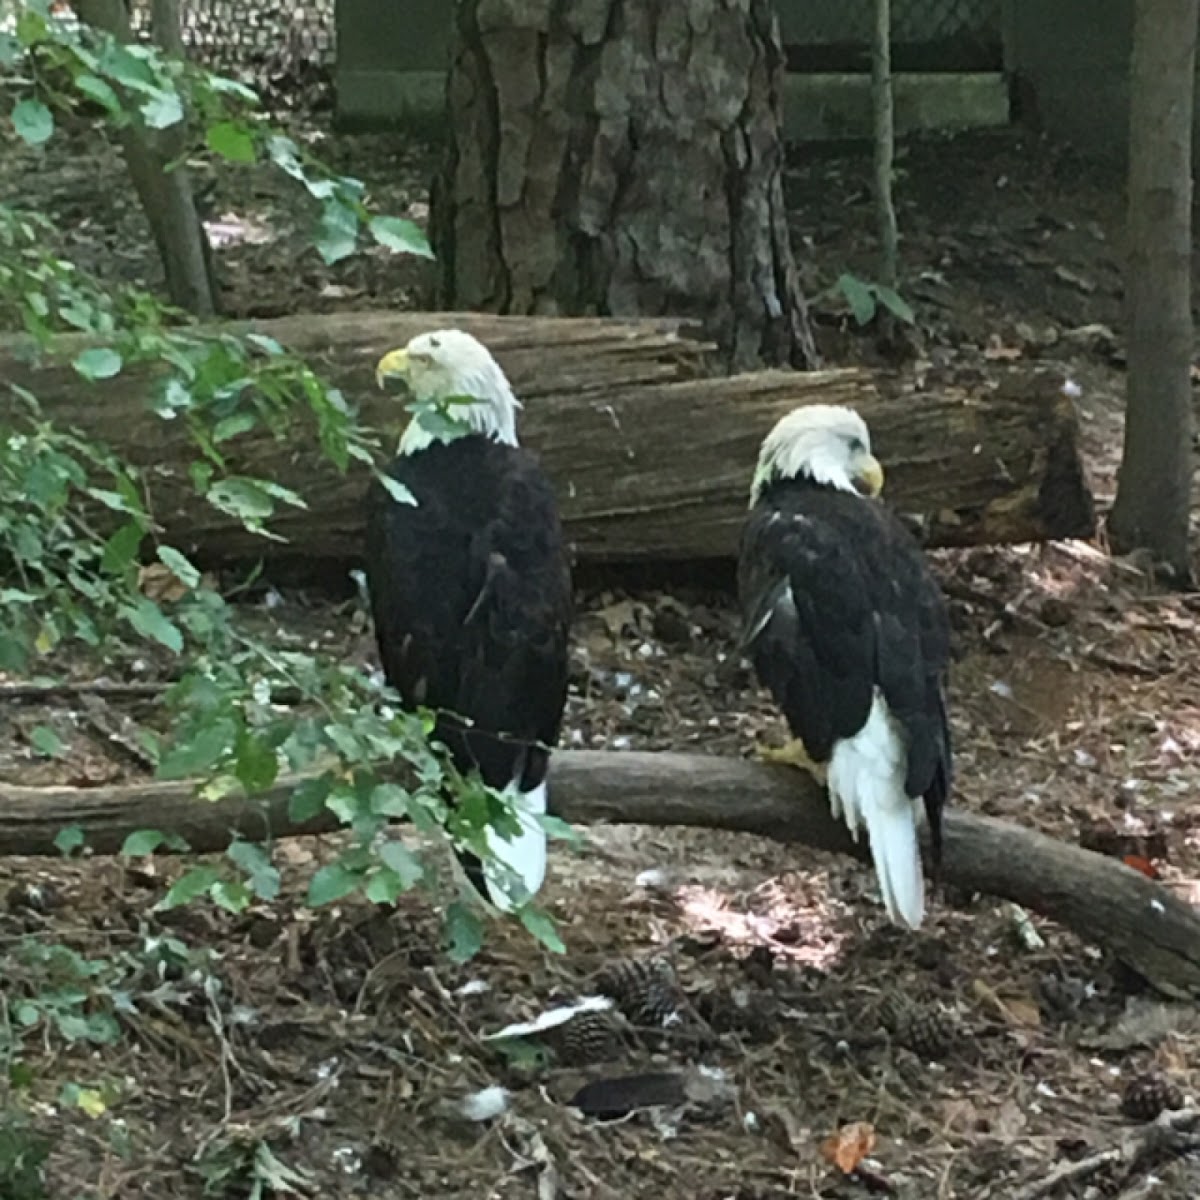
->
xmin=872 ymin=0 xmax=898 ymax=290
xmin=1 ymin=313 xmax=1095 ymax=569
xmin=432 ymin=0 xmax=816 ymax=371
xmin=72 ymin=0 xmax=219 ymax=318
xmin=3 ymin=750 xmax=1198 ymax=998
xmin=1108 ymin=0 xmax=1197 ymax=585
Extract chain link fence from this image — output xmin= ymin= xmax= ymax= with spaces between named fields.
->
xmin=111 ymin=0 xmax=999 ymax=114
xmin=783 ymin=0 xmax=1000 ymax=46
xmin=126 ymin=0 xmax=335 ymax=108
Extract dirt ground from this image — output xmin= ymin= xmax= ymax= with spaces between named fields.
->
xmin=3 ymin=110 xmax=1200 ymax=1199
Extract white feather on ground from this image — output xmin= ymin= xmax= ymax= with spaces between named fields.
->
xmin=481 ymin=779 xmax=548 ymax=912
xmin=827 ymin=691 xmax=926 ymax=928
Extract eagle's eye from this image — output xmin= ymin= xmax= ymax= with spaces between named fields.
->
xmin=847 ymin=436 xmax=865 ymax=454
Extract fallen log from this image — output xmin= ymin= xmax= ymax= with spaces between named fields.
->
xmin=3 ymin=749 xmax=1196 ymax=998
xmin=3 ymin=312 xmax=1094 ymax=568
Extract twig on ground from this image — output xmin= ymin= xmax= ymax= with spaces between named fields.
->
xmin=0 ymin=679 xmax=170 ymax=701
xmin=1012 ymin=1107 xmax=1200 ymax=1200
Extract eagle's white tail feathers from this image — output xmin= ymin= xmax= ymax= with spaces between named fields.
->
xmin=481 ymin=779 xmax=548 ymax=914
xmin=827 ymin=693 xmax=926 ymax=929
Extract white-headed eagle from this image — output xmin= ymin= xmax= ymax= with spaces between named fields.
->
xmin=738 ymin=405 xmax=951 ymax=928
xmin=364 ymin=329 xmax=572 ymax=912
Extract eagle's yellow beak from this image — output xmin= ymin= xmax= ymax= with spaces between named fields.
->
xmin=855 ymin=454 xmax=885 ymax=498
xmin=375 ymin=348 xmax=410 ymax=390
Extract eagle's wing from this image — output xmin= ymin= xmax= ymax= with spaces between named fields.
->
xmin=363 ymin=463 xmax=471 ymax=714
xmin=456 ymin=457 xmax=573 ymax=781
xmin=739 ymin=506 xmax=879 ymax=764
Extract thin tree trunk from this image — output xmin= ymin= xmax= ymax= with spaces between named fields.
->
xmin=72 ymin=0 xmax=219 ymax=317
xmin=432 ymin=0 xmax=816 ymax=371
xmin=1107 ymin=0 xmax=1197 ymax=584
xmin=872 ymin=0 xmax=898 ymax=289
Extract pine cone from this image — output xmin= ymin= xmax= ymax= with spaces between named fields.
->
xmin=1121 ymin=1072 xmax=1183 ymax=1121
xmin=594 ymin=956 xmax=682 ymax=1026
xmin=880 ymin=994 xmax=958 ymax=1058
xmin=548 ymin=1009 xmax=624 ymax=1065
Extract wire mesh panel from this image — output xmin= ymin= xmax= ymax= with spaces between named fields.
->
xmin=126 ymin=0 xmax=335 ymax=106
xmin=781 ymin=0 xmax=1000 ymax=47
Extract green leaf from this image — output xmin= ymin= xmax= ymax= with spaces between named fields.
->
xmin=73 ymin=347 xmax=123 ymax=381
xmin=206 ymin=120 xmax=257 ymax=163
xmin=122 ymin=596 xmax=183 ymax=653
xmin=212 ymin=412 xmax=257 ymax=443
xmin=363 ymin=868 xmax=407 ymax=905
xmin=227 ymin=839 xmax=280 ymax=901
xmin=444 ymin=901 xmax=484 ymax=963
xmin=519 ymin=907 xmax=566 ymax=954
xmin=157 ymin=717 xmax=236 ymax=779
xmin=369 ymin=783 xmax=411 ymax=817
xmin=29 ymin=725 xmax=66 ymax=758
xmin=12 ymin=98 xmax=53 ymax=146
xmin=54 ymin=825 xmax=86 ymax=857
xmin=315 ymin=200 xmax=359 ymax=265
xmin=139 ymin=89 xmax=184 ymax=130
xmin=156 ymin=545 xmax=201 ymax=588
xmin=873 ymin=284 xmax=916 ymax=325
xmin=307 ymin=862 xmax=362 ymax=907
xmin=121 ymin=829 xmax=167 ymax=857
xmin=76 ymin=73 xmax=122 ymax=115
xmin=836 ymin=273 xmax=877 ymax=326
xmin=233 ymin=730 xmax=279 ymax=794
xmin=211 ymin=879 xmax=252 ymax=913
xmin=288 ymin=774 xmax=331 ymax=822
xmin=536 ymin=814 xmax=580 ymax=845
xmin=375 ymin=471 xmax=417 ymax=507
xmin=206 ymin=477 xmax=276 ymax=523
xmin=368 ymin=216 xmax=434 ymax=260
xmin=378 ymin=840 xmax=424 ymax=888
xmin=101 ymin=520 xmax=145 ymax=576
xmin=156 ymin=864 xmax=222 ymax=911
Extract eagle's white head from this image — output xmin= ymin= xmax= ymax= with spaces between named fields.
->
xmin=750 ymin=404 xmax=885 ymax=505
xmin=375 ymin=329 xmax=521 ymax=454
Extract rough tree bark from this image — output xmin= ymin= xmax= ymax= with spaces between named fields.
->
xmin=0 ymin=314 xmax=1096 ymax=567
xmin=872 ymin=0 xmax=898 ymax=289
xmin=1108 ymin=0 xmax=1197 ymax=584
xmin=3 ymin=751 xmax=1199 ymax=998
xmin=432 ymin=0 xmax=816 ymax=371
xmin=72 ymin=0 xmax=218 ymax=317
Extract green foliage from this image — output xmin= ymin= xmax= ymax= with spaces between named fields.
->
xmin=0 ymin=0 xmax=570 ymax=971
xmin=0 ymin=1114 xmax=50 ymax=1200
xmin=193 ymin=1134 xmax=314 ymax=1200
xmin=831 ymin=271 xmax=916 ymax=327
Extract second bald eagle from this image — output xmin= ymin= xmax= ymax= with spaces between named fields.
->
xmin=738 ymin=405 xmax=951 ymax=928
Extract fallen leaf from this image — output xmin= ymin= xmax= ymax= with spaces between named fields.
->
xmin=971 ymin=979 xmax=1041 ymax=1027
xmin=594 ymin=598 xmax=641 ymax=639
xmin=138 ymin=562 xmax=188 ymax=603
xmin=820 ymin=1121 xmax=877 ymax=1174
xmin=983 ymin=334 xmax=1023 ymax=360
xmin=1123 ymin=854 xmax=1160 ymax=879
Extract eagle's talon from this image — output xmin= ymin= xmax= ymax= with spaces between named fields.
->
xmin=756 ymin=737 xmax=828 ymax=784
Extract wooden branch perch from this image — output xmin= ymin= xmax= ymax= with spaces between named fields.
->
xmin=3 ymin=750 xmax=1198 ymax=998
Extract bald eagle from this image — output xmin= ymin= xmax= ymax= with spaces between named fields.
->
xmin=364 ymin=329 xmax=573 ymax=912
xmin=738 ymin=405 xmax=951 ymax=928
